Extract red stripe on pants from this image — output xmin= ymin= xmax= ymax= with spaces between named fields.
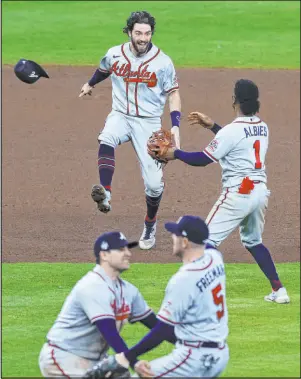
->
xmin=207 ymin=188 xmax=229 ymax=225
xmin=154 ymin=349 xmax=192 ymax=378
xmin=51 ymin=348 xmax=71 ymax=379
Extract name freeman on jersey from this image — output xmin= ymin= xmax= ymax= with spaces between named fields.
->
xmin=244 ymin=125 xmax=267 ymax=138
xmin=196 ymin=263 xmax=225 ymax=293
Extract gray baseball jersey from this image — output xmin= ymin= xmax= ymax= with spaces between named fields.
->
xmin=99 ymin=42 xmax=179 ymax=117
xmin=157 ymin=247 xmax=228 ymax=343
xmin=203 ymin=116 xmax=268 ymax=188
xmin=46 ymin=265 xmax=152 ymax=360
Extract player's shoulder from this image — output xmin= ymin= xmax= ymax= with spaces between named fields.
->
xmin=205 ymin=244 xmax=224 ymax=263
xmin=104 ymin=44 xmax=123 ymax=56
xmin=168 ymin=267 xmax=193 ymax=288
xmin=155 ymin=46 xmax=174 ymax=65
xmin=75 ymin=268 xmax=111 ymax=294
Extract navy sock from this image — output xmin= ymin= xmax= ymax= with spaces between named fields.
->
xmin=145 ymin=193 xmax=163 ymax=222
xmin=98 ymin=144 xmax=115 ymax=192
xmin=247 ymin=243 xmax=283 ymax=290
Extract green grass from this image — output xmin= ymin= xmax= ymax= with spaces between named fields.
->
xmin=2 ymin=262 xmax=300 ymax=377
xmin=2 ymin=1 xmax=300 ymax=68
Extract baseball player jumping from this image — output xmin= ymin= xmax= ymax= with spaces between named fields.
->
xmin=79 ymin=11 xmax=181 ymax=250
xmin=85 ymin=215 xmax=229 ymax=378
xmin=38 ymin=231 xmax=176 ymax=377
xmin=148 ymin=79 xmax=290 ymax=304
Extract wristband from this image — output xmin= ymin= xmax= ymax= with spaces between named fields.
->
xmin=170 ymin=111 xmax=181 ymax=128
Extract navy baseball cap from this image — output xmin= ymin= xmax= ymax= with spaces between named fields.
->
xmin=94 ymin=231 xmax=138 ymax=258
xmin=165 ymin=215 xmax=209 ymax=245
xmin=14 ymin=59 xmax=49 ymax=84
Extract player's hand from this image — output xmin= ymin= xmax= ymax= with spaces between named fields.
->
xmin=188 ymin=111 xmax=214 ymax=129
xmin=134 ymin=360 xmax=154 ymax=378
xmin=115 ymin=353 xmax=130 ymax=369
xmin=171 ymin=126 xmax=180 ymax=149
xmin=79 ymin=82 xmax=93 ymax=97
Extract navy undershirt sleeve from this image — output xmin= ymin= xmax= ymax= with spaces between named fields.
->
xmin=139 ymin=313 xmax=177 ymax=344
xmin=211 ymin=123 xmax=222 ymax=135
xmin=174 ymin=150 xmax=214 ymax=166
xmin=95 ymin=318 xmax=128 ymax=353
xmin=138 ymin=312 xmax=158 ymax=329
xmin=88 ymin=69 xmax=111 ymax=86
xmin=124 ymin=320 xmax=176 ymax=367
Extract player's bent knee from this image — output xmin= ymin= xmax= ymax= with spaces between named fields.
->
xmin=98 ymin=133 xmax=119 ymax=148
xmin=145 ymin=181 xmax=164 ymax=197
xmin=241 ymin=238 xmax=262 ymax=249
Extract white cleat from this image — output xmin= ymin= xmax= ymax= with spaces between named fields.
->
xmin=139 ymin=221 xmax=157 ymax=250
xmin=91 ymin=184 xmax=111 ymax=214
xmin=264 ymin=287 xmax=290 ymax=304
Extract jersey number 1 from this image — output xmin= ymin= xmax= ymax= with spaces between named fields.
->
xmin=211 ymin=283 xmax=224 ymax=320
xmin=253 ymin=140 xmax=262 ymax=169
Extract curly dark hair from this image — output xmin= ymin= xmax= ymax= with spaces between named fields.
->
xmin=123 ymin=11 xmax=156 ymax=34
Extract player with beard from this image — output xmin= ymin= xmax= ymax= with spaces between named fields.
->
xmin=79 ymin=11 xmax=181 ymax=251
xmin=85 ymin=216 xmax=229 ymax=379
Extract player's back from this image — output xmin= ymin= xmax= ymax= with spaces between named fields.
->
xmin=158 ymin=247 xmax=228 ymax=343
xmin=205 ymin=115 xmax=269 ymax=188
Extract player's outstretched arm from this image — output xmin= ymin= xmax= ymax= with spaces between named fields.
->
xmin=188 ymin=111 xmax=222 ymax=135
xmin=79 ymin=69 xmax=111 ymax=97
xmin=168 ymin=89 xmax=181 ymax=148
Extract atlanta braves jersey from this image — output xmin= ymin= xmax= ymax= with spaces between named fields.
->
xmin=46 ymin=265 xmax=152 ymax=360
xmin=99 ymin=42 xmax=179 ymax=117
xmin=157 ymin=248 xmax=228 ymax=343
xmin=203 ymin=116 xmax=269 ymax=188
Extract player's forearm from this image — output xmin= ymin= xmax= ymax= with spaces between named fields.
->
xmin=168 ymin=89 xmax=181 ymax=112
xmin=124 ymin=320 xmax=176 ymax=367
xmin=95 ymin=319 xmax=128 ymax=353
xmin=88 ymin=69 xmax=111 ymax=87
xmin=174 ymin=150 xmax=214 ymax=166
xmin=168 ymin=90 xmax=181 ymax=129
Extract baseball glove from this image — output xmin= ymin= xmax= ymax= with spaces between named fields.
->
xmin=84 ymin=356 xmax=131 ymax=379
xmin=147 ymin=129 xmax=175 ymax=163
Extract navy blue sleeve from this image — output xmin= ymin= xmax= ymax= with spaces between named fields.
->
xmin=139 ymin=312 xmax=157 ymax=329
xmin=174 ymin=150 xmax=214 ymax=166
xmin=139 ymin=312 xmax=177 ymax=344
xmin=124 ymin=320 xmax=176 ymax=367
xmin=95 ymin=318 xmax=128 ymax=353
xmin=88 ymin=69 xmax=111 ymax=86
xmin=211 ymin=123 xmax=222 ymax=135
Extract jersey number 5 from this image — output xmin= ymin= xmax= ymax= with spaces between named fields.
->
xmin=211 ymin=283 xmax=224 ymax=320
xmin=253 ymin=140 xmax=262 ymax=169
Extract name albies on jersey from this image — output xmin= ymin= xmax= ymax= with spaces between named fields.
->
xmin=99 ymin=42 xmax=179 ymax=118
xmin=203 ymin=116 xmax=269 ymax=188
xmin=157 ymin=248 xmax=228 ymax=343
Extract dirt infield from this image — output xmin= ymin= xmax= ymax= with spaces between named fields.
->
xmin=2 ymin=66 xmax=300 ymax=263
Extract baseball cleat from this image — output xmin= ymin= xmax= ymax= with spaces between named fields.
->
xmin=139 ymin=220 xmax=157 ymax=250
xmin=91 ymin=184 xmax=111 ymax=213
xmin=264 ymin=287 xmax=290 ymax=304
